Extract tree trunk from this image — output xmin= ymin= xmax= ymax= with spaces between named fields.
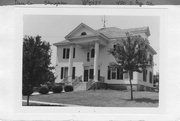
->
xmin=129 ymin=71 xmax=133 ymax=100
xmin=27 ymin=95 xmax=30 ymax=106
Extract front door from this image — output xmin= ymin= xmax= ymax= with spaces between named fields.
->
xmin=84 ymin=70 xmax=88 ymax=82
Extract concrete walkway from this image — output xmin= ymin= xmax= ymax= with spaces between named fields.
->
xmin=22 ymin=100 xmax=84 ymax=106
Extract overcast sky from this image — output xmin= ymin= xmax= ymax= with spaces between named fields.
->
xmin=23 ymin=15 xmax=159 ymax=73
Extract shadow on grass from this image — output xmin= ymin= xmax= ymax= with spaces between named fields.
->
xmin=125 ymin=98 xmax=159 ymax=104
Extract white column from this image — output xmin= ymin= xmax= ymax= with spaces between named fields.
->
xmin=94 ymin=42 xmax=99 ymax=82
xmin=68 ymin=45 xmax=73 ymax=84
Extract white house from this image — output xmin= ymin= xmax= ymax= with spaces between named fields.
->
xmin=53 ymin=23 xmax=157 ymax=91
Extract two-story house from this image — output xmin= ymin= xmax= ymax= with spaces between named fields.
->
xmin=53 ymin=23 xmax=156 ymax=91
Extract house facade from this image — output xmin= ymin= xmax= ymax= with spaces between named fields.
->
xmin=53 ymin=23 xmax=156 ymax=91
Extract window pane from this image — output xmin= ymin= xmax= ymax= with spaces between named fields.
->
xmin=107 ymin=67 xmax=111 ymax=80
xmin=120 ymin=68 xmax=123 ymax=79
xmin=89 ymin=69 xmax=94 ymax=79
xmin=112 ymin=71 xmax=116 ymax=79
xmin=87 ymin=52 xmax=90 ymax=61
xmin=66 ymin=48 xmax=70 ymax=59
xmin=61 ymin=67 xmax=64 ymax=79
xmin=73 ymin=48 xmax=75 ymax=58
xmin=64 ymin=67 xmax=68 ymax=78
xmin=72 ymin=67 xmax=75 ymax=79
xmin=91 ymin=48 xmax=95 ymax=58
xmin=63 ymin=48 xmax=66 ymax=59
xmin=117 ymin=68 xmax=120 ymax=80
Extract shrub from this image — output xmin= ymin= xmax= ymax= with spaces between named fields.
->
xmin=52 ymin=85 xmax=63 ymax=93
xmin=64 ymin=85 xmax=73 ymax=92
xmin=46 ymin=81 xmax=55 ymax=91
xmin=39 ymin=85 xmax=49 ymax=94
xmin=23 ymin=85 xmax=33 ymax=96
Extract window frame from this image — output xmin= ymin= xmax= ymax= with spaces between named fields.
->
xmin=62 ymin=48 xmax=70 ymax=59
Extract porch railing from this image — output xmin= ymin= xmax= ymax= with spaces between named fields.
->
xmin=86 ymin=79 xmax=94 ymax=90
xmin=72 ymin=76 xmax=82 ymax=87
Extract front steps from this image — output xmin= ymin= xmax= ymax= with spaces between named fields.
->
xmin=73 ymin=82 xmax=87 ymax=91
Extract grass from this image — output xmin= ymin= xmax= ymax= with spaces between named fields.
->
xmin=22 ymin=90 xmax=159 ymax=107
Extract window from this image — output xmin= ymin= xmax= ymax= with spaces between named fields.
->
xmin=107 ymin=67 xmax=111 ymax=80
xmin=89 ymin=69 xmax=94 ymax=79
xmin=91 ymin=48 xmax=95 ymax=58
xmin=73 ymin=47 xmax=75 ymax=58
xmin=117 ymin=68 xmax=123 ymax=80
xmin=66 ymin=48 xmax=70 ymax=59
xmin=87 ymin=52 xmax=90 ymax=61
xmin=63 ymin=48 xmax=70 ymax=59
xmin=81 ymin=32 xmax=87 ymax=36
xmin=143 ymin=69 xmax=147 ymax=82
xmin=61 ymin=67 xmax=64 ymax=79
xmin=61 ymin=67 xmax=68 ymax=79
xmin=72 ymin=67 xmax=76 ymax=79
xmin=107 ymin=66 xmax=123 ymax=80
xmin=113 ymin=44 xmax=117 ymax=50
xmin=61 ymin=67 xmax=75 ymax=79
xmin=149 ymin=54 xmax=153 ymax=65
xmin=63 ymin=48 xmax=66 ymax=59
xmin=149 ymin=71 xmax=152 ymax=83
xmin=111 ymin=69 xmax=116 ymax=79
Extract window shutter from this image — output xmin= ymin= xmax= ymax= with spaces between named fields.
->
xmin=107 ymin=66 xmax=111 ymax=80
xmin=61 ymin=67 xmax=64 ymax=79
xmin=149 ymin=71 xmax=152 ymax=83
xmin=63 ymin=48 xmax=66 ymax=59
xmin=73 ymin=48 xmax=75 ymax=58
xmin=72 ymin=67 xmax=75 ymax=79
xmin=120 ymin=68 xmax=123 ymax=79
xmin=66 ymin=48 xmax=70 ymax=59
xmin=87 ymin=52 xmax=90 ymax=61
xmin=117 ymin=68 xmax=120 ymax=80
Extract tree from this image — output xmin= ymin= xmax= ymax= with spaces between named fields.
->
xmin=23 ymin=35 xmax=55 ymax=105
xmin=108 ymin=33 xmax=150 ymax=100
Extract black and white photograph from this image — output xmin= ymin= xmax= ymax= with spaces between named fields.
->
xmin=22 ymin=15 xmax=159 ymax=107
xmin=2 ymin=3 xmax=180 ymax=120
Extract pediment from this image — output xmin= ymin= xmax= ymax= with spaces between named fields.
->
xmin=65 ymin=23 xmax=99 ymax=40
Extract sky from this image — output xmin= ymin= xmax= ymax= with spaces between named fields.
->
xmin=23 ymin=15 xmax=159 ymax=73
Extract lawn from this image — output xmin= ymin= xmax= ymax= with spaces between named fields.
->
xmin=22 ymin=90 xmax=159 ymax=107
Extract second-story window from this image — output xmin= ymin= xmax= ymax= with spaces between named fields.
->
xmin=63 ymin=48 xmax=70 ymax=59
xmin=87 ymin=52 xmax=90 ymax=61
xmin=91 ymin=48 xmax=95 ymax=58
xmin=73 ymin=47 xmax=75 ymax=58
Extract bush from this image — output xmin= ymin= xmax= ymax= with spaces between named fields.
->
xmin=64 ymin=85 xmax=73 ymax=92
xmin=52 ymin=85 xmax=63 ymax=93
xmin=46 ymin=81 xmax=55 ymax=91
xmin=39 ymin=85 xmax=49 ymax=94
xmin=23 ymin=85 xmax=33 ymax=96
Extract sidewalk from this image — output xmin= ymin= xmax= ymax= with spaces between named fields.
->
xmin=22 ymin=100 xmax=84 ymax=106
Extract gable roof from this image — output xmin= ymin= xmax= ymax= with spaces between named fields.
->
xmin=54 ymin=23 xmax=151 ymax=46
xmin=65 ymin=23 xmax=100 ymax=40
